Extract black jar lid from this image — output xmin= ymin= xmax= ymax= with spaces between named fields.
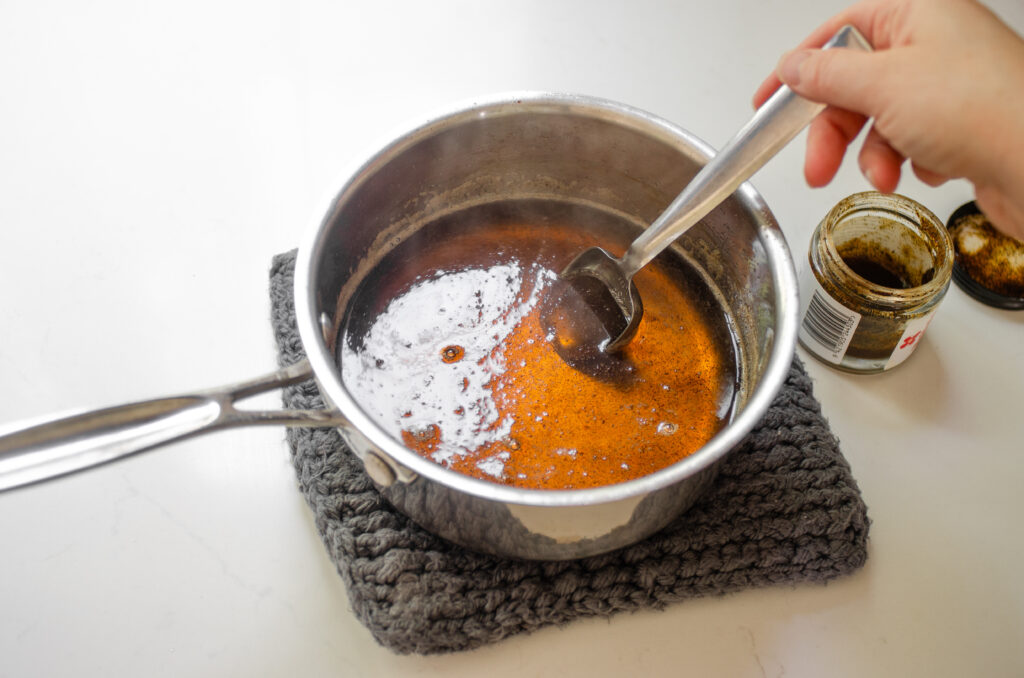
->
xmin=946 ymin=201 xmax=1024 ymax=310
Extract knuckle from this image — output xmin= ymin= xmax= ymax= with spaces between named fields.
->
xmin=802 ymin=52 xmax=835 ymax=95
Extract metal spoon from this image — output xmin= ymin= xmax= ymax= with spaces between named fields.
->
xmin=557 ymin=25 xmax=871 ymax=354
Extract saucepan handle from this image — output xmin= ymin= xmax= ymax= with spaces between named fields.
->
xmin=0 ymin=359 xmax=349 ymax=492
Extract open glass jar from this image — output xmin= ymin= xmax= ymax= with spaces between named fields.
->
xmin=798 ymin=192 xmax=954 ymax=374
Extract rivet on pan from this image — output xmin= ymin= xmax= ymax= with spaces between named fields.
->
xmin=362 ymin=451 xmax=397 ymax=487
xmin=319 ymin=312 xmax=333 ymax=346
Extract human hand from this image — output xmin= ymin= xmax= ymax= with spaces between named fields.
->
xmin=754 ymin=0 xmax=1024 ymax=239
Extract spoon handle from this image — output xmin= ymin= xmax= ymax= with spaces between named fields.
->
xmin=619 ymin=25 xmax=872 ymax=277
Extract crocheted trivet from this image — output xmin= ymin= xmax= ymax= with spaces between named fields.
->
xmin=269 ymin=250 xmax=869 ymax=655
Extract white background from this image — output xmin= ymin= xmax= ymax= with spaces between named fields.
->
xmin=1 ymin=1 xmax=1022 ymax=676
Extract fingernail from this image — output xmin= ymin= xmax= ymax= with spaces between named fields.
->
xmin=778 ymin=50 xmax=810 ymax=87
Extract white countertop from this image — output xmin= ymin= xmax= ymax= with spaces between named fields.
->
xmin=2 ymin=1 xmax=1023 ymax=676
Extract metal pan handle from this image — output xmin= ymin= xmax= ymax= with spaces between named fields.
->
xmin=0 ymin=359 xmax=349 ymax=492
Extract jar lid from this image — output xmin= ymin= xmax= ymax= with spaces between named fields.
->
xmin=946 ymin=201 xmax=1024 ymax=310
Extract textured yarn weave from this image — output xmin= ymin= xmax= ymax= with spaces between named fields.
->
xmin=269 ymin=250 xmax=869 ymax=655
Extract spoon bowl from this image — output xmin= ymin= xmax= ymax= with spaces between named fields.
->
xmin=552 ymin=246 xmax=643 ymax=353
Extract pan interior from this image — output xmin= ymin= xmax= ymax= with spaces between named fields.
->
xmin=336 ymin=197 xmax=740 ymax=491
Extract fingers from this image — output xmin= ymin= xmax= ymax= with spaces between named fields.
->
xmin=752 ymin=75 xmax=782 ymax=109
xmin=753 ymin=2 xmax=885 ymax=109
xmin=754 ymin=0 xmax=902 ymax=108
xmin=776 ymin=48 xmax=889 ymax=118
xmin=780 ymin=47 xmax=906 ymax=192
xmin=912 ymin=162 xmax=949 ymax=187
xmin=858 ymin=125 xmax=904 ymax=193
xmin=975 ymin=184 xmax=1024 ymax=241
xmin=755 ymin=0 xmax=929 ymax=192
xmin=804 ymin=107 xmax=869 ymax=187
xmin=754 ymin=0 xmax=896 ymax=109
xmin=806 ymin=117 xmax=949 ymax=192
xmin=856 ymin=129 xmax=950 ymax=192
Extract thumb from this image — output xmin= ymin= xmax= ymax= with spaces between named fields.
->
xmin=777 ymin=48 xmax=887 ymax=118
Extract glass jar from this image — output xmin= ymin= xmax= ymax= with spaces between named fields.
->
xmin=798 ymin=191 xmax=954 ymax=374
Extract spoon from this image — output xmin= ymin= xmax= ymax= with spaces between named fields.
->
xmin=553 ymin=25 xmax=872 ymax=356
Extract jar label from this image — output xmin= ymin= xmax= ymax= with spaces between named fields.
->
xmin=798 ymin=267 xmax=861 ymax=364
xmin=883 ymin=311 xmax=935 ymax=370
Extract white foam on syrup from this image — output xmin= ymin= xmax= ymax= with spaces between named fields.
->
xmin=340 ymin=262 xmax=551 ymax=476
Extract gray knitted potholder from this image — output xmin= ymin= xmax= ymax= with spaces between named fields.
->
xmin=269 ymin=250 xmax=869 ymax=655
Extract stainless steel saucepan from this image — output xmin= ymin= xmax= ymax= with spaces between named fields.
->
xmin=0 ymin=93 xmax=799 ymax=560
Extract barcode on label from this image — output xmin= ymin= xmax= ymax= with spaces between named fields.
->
xmin=799 ymin=289 xmax=860 ymax=362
